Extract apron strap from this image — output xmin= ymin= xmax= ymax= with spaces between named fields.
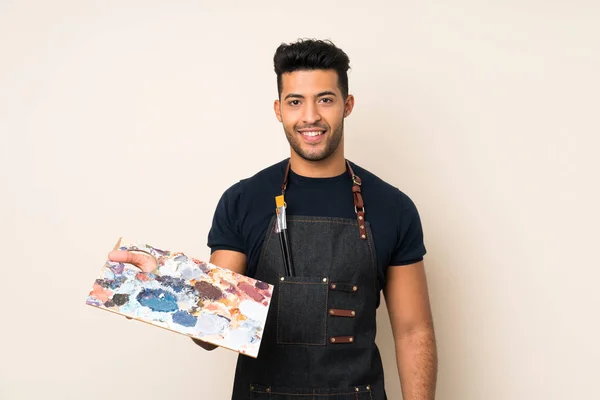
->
xmin=346 ymin=161 xmax=367 ymax=240
xmin=281 ymin=159 xmax=368 ymax=240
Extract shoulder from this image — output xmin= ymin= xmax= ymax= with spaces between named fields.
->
xmin=221 ymin=159 xmax=288 ymax=198
xmin=348 ymin=160 xmax=416 ymax=210
xmin=241 ymin=158 xmax=288 ymax=187
xmin=349 ymin=161 xmax=427 ymax=267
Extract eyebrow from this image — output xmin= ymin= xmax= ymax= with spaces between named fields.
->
xmin=284 ymin=91 xmax=338 ymax=100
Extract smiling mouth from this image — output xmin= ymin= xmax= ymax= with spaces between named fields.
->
xmin=298 ymin=129 xmax=327 ymax=137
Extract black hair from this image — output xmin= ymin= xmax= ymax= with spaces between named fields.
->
xmin=273 ymin=38 xmax=350 ymax=99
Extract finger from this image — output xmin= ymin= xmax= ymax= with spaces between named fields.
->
xmin=108 ymin=250 xmax=150 ymax=265
xmin=108 ymin=250 xmax=157 ymax=272
xmin=108 ymin=249 xmax=130 ymax=263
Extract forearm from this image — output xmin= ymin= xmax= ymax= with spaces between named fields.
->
xmin=395 ymin=326 xmax=438 ymax=400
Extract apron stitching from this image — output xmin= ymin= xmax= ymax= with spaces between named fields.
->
xmin=256 ymin=390 xmax=368 ymax=396
xmin=324 ymin=281 xmax=329 ymax=345
xmin=365 ymin=232 xmax=378 ymax=295
xmin=288 ymin=219 xmax=358 ymax=226
xmin=277 ymin=342 xmax=325 ymax=346
xmin=276 ymin=281 xmax=282 ymax=342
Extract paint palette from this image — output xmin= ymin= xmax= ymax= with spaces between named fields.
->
xmin=85 ymin=238 xmax=273 ymax=358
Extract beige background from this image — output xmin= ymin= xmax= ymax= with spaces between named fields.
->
xmin=1 ymin=1 xmax=599 ymax=399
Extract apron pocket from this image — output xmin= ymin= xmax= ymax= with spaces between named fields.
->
xmin=276 ymin=275 xmax=328 ymax=345
xmin=249 ymin=383 xmax=374 ymax=399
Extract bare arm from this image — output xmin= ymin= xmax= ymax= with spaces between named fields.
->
xmin=384 ymin=261 xmax=437 ymax=400
xmin=191 ymin=249 xmax=248 ymax=351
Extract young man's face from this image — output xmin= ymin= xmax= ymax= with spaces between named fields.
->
xmin=274 ymin=69 xmax=354 ymax=162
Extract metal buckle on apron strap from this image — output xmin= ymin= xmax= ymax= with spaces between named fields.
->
xmin=354 ymin=205 xmax=366 ymax=239
xmin=348 ymin=162 xmax=367 ymax=240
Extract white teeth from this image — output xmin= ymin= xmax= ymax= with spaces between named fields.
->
xmin=301 ymin=131 xmax=323 ymax=137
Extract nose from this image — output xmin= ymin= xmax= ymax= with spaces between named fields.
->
xmin=302 ymin=102 xmax=321 ymax=125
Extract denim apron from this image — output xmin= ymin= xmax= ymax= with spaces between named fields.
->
xmin=231 ymin=160 xmax=387 ymax=399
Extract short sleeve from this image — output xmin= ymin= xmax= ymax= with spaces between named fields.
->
xmin=207 ymin=182 xmax=245 ymax=255
xmin=390 ymin=193 xmax=427 ymax=266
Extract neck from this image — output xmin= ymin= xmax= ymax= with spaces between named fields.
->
xmin=289 ymin=147 xmax=346 ymax=178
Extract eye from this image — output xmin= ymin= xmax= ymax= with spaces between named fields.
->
xmin=320 ymin=97 xmax=334 ymax=103
xmin=288 ymin=100 xmax=301 ymax=106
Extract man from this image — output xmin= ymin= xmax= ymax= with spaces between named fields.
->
xmin=111 ymin=39 xmax=437 ymax=399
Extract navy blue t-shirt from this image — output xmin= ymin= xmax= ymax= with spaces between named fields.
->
xmin=207 ymin=159 xmax=427 ymax=293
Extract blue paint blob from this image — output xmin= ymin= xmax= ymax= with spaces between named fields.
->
xmin=136 ymin=288 xmax=178 ymax=312
xmin=172 ymin=310 xmax=198 ymax=327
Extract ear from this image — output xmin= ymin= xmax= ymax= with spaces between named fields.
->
xmin=274 ymin=99 xmax=283 ymax=122
xmin=343 ymin=94 xmax=355 ymax=118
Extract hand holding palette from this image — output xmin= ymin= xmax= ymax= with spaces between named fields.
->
xmin=85 ymin=238 xmax=273 ymax=358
